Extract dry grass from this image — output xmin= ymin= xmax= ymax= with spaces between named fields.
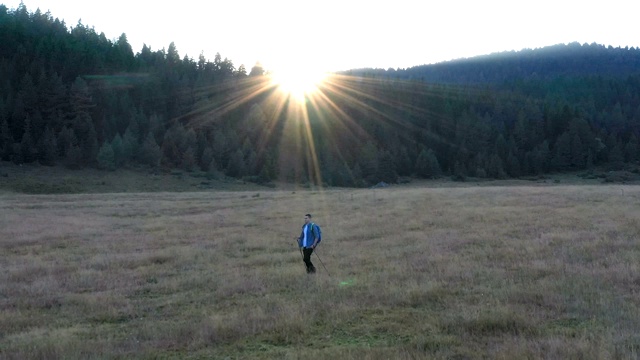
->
xmin=1 ymin=185 xmax=640 ymax=359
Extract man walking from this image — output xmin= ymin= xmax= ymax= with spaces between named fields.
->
xmin=297 ymin=213 xmax=320 ymax=274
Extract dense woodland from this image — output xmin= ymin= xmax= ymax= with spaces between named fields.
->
xmin=2 ymin=3 xmax=640 ymax=187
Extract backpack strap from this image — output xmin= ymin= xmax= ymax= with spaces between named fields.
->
xmin=310 ymin=223 xmax=317 ymax=238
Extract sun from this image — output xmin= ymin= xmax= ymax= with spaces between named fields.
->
xmin=270 ymin=66 xmax=327 ymax=102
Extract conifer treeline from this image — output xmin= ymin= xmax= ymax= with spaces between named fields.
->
xmin=1 ymin=4 xmax=640 ymax=187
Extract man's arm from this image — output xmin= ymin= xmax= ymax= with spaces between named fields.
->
xmin=296 ymin=229 xmax=304 ymax=246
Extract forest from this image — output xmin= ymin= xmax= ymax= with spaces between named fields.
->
xmin=1 ymin=3 xmax=640 ymax=187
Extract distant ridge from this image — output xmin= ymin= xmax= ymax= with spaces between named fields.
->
xmin=344 ymin=42 xmax=640 ymax=84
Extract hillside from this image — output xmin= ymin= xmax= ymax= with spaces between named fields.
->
xmin=1 ymin=3 xmax=640 ymax=190
xmin=346 ymin=42 xmax=640 ymax=83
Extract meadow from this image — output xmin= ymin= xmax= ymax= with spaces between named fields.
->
xmin=1 ymin=184 xmax=640 ymax=359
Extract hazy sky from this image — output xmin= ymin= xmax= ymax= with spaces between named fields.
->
xmin=4 ymin=1 xmax=639 ymax=72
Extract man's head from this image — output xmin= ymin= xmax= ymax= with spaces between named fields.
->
xmin=304 ymin=214 xmax=312 ymax=224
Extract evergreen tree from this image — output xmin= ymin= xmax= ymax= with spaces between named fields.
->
xmin=65 ymin=145 xmax=83 ymax=169
xmin=39 ymin=127 xmax=57 ymax=166
xmin=415 ymin=148 xmax=441 ymax=179
xmin=182 ymin=146 xmax=197 ymax=172
xmin=139 ymin=132 xmax=161 ymax=168
xmin=359 ymin=141 xmax=378 ymax=183
xmin=200 ymin=146 xmax=214 ymax=171
xmin=552 ymin=132 xmax=572 ymax=170
xmin=207 ymin=158 xmax=221 ymax=179
xmin=351 ymin=163 xmax=364 ymax=187
xmin=69 ymin=77 xmax=94 ymax=116
xmin=506 ymin=152 xmax=521 ymax=177
xmin=42 ymin=73 xmax=67 ymax=120
xmin=246 ymin=149 xmax=258 ymax=175
xmin=570 ymin=134 xmax=585 ymax=168
xmin=624 ymin=134 xmax=638 ymax=163
xmin=226 ymin=149 xmax=245 ymax=177
xmin=212 ymin=131 xmax=228 ymax=166
xmin=452 ymin=161 xmax=467 ymax=181
xmin=376 ymin=150 xmax=397 ymax=183
xmin=96 ymin=141 xmax=116 ymax=170
xmin=260 ymin=152 xmax=277 ymax=182
xmin=166 ymin=42 xmax=181 ymax=65
xmin=81 ymin=120 xmax=99 ymax=166
xmin=57 ymin=127 xmax=76 ymax=158
xmin=11 ymin=94 xmax=26 ymax=139
xmin=0 ymin=115 xmax=13 ymax=161
xmin=608 ymin=144 xmax=625 ymax=170
xmin=114 ymin=33 xmax=134 ymax=69
xmin=18 ymin=73 xmax=38 ymax=113
xmin=236 ymin=64 xmax=247 ymax=78
xmin=122 ymin=126 xmax=139 ymax=164
xmin=395 ymin=146 xmax=413 ymax=176
xmin=539 ymin=140 xmax=552 ymax=173
xmin=111 ymin=134 xmax=124 ymax=167
xmin=149 ymin=113 xmax=166 ymax=145
xmin=249 ymin=62 xmax=264 ymax=76
xmin=19 ymin=115 xmax=36 ymax=163
xmin=487 ymin=154 xmax=506 ymax=178
xmin=494 ymin=134 xmax=508 ymax=162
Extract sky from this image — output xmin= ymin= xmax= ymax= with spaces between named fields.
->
xmin=4 ymin=0 xmax=640 ymax=73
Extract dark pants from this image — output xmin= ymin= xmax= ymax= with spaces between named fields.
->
xmin=303 ymin=247 xmax=316 ymax=273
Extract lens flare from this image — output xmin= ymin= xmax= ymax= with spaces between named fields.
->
xmin=270 ymin=67 xmax=327 ymax=102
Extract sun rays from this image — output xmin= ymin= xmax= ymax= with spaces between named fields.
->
xmin=176 ymin=70 xmax=460 ymax=188
xmin=270 ymin=67 xmax=328 ymax=104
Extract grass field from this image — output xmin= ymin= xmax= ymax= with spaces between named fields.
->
xmin=1 ymin=184 xmax=640 ymax=359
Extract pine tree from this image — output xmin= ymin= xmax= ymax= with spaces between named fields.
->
xmin=39 ymin=127 xmax=57 ymax=166
xmin=182 ymin=147 xmax=197 ymax=172
xmin=57 ymin=127 xmax=75 ymax=158
xmin=212 ymin=131 xmax=228 ymax=166
xmin=359 ymin=141 xmax=378 ymax=183
xmin=453 ymin=161 xmax=467 ymax=181
xmin=0 ymin=115 xmax=13 ymax=161
xmin=487 ymin=154 xmax=506 ymax=179
xmin=81 ymin=121 xmax=99 ymax=166
xmin=552 ymin=132 xmax=572 ymax=170
xmin=42 ymin=72 xmax=67 ymax=121
xmin=226 ymin=149 xmax=245 ymax=177
xmin=111 ymin=134 xmax=124 ymax=167
xmin=415 ymin=148 xmax=441 ymax=179
xmin=122 ymin=127 xmax=139 ymax=164
xmin=259 ymin=153 xmax=277 ymax=182
xmin=20 ymin=115 xmax=36 ymax=163
xmin=570 ymin=134 xmax=585 ymax=168
xmin=96 ymin=141 xmax=116 ymax=170
xmin=200 ymin=146 xmax=214 ymax=171
xmin=139 ymin=133 xmax=162 ymax=168
xmin=494 ymin=134 xmax=508 ymax=162
xmin=624 ymin=134 xmax=638 ymax=163
xmin=69 ymin=77 xmax=95 ymax=116
xmin=65 ymin=145 xmax=83 ymax=169
xmin=166 ymin=42 xmax=180 ymax=65
xmin=506 ymin=152 xmax=521 ymax=177
xmin=608 ymin=144 xmax=625 ymax=170
xmin=161 ymin=124 xmax=187 ymax=167
xmin=207 ymin=158 xmax=222 ymax=180
xmin=245 ymin=149 xmax=258 ymax=175
xmin=376 ymin=150 xmax=398 ymax=183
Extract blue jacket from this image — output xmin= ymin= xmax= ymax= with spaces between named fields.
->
xmin=298 ymin=223 xmax=320 ymax=248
